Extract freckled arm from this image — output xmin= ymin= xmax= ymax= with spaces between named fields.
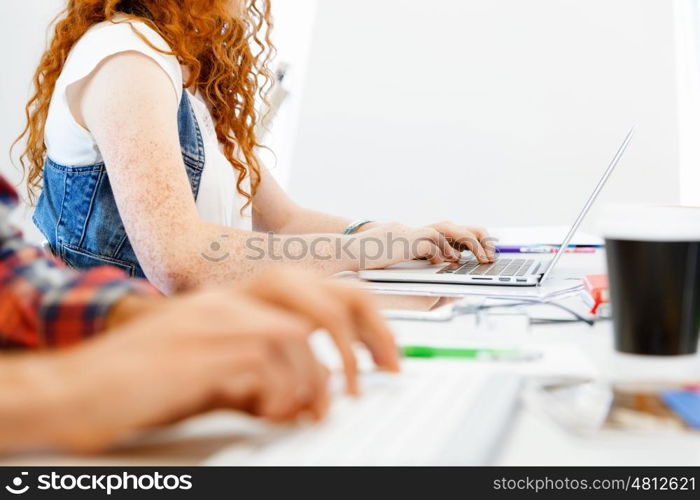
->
xmin=81 ymin=52 xmax=360 ymax=293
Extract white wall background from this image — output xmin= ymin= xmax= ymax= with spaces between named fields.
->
xmin=259 ymin=0 xmax=319 ymax=187
xmin=675 ymin=0 xmax=700 ymax=205
xmin=0 ymin=0 xmax=694 ymax=242
xmin=1 ymin=0 xmax=64 ymax=242
xmin=0 ymin=1 xmax=63 ymax=184
xmin=288 ymin=0 xmax=684 ymax=230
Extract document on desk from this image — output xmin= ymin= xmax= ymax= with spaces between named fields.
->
xmin=360 ymin=277 xmax=584 ymax=302
xmin=490 ymin=226 xmax=603 ymax=247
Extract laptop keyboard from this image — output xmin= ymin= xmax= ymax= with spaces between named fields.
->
xmin=439 ymin=258 xmax=535 ymax=277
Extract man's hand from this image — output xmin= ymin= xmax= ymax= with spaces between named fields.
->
xmin=22 ymin=289 xmax=329 ymax=453
xmin=107 ymin=269 xmax=400 ymax=395
xmin=242 ymin=268 xmax=400 ymax=395
xmin=1 ymin=269 xmax=398 ymax=453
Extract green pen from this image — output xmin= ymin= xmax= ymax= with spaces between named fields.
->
xmin=401 ymin=345 xmax=541 ymax=362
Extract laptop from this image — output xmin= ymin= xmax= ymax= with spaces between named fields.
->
xmin=359 ymin=126 xmax=636 ymax=287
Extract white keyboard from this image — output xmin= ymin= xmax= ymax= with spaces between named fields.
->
xmin=207 ymin=362 xmax=522 ymax=466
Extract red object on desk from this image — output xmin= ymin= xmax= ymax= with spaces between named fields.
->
xmin=583 ymin=274 xmax=609 ymax=315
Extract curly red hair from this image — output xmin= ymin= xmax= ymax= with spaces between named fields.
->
xmin=15 ymin=0 xmax=274 ymax=208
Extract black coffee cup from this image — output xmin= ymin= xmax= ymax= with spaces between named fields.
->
xmin=602 ymin=206 xmax=700 ymax=356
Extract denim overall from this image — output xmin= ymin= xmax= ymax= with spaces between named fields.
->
xmin=33 ymin=93 xmax=204 ymax=278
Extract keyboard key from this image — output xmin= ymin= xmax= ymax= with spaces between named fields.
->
xmin=455 ymin=263 xmax=480 ymax=275
xmin=516 ymin=260 xmax=535 ymax=276
xmin=485 ymin=262 xmax=509 ymax=276
xmin=502 ymin=259 xmax=525 ymax=276
xmin=470 ymin=264 xmax=495 ymax=276
xmin=438 ymin=264 xmax=460 ymax=274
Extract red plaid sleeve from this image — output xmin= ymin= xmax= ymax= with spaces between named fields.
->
xmin=0 ymin=175 xmax=158 ymax=349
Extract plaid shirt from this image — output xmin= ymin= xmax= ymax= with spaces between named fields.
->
xmin=0 ymin=175 xmax=157 ymax=349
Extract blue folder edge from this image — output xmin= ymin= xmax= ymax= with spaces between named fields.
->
xmin=661 ymin=391 xmax=700 ymax=429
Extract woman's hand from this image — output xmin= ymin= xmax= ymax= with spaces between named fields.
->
xmin=351 ymin=221 xmax=495 ymax=270
xmin=428 ymin=221 xmax=496 ymax=262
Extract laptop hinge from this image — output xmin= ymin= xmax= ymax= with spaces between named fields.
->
xmin=532 ymin=261 xmax=542 ymax=275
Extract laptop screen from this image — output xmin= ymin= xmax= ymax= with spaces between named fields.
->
xmin=539 ymin=126 xmax=636 ymax=284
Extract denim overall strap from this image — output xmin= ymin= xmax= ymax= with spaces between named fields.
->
xmin=33 ymin=92 xmax=206 ymax=278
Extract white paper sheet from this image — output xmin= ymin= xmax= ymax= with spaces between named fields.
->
xmin=360 ymin=278 xmax=584 ymax=302
xmin=490 ymin=225 xmax=603 ymax=246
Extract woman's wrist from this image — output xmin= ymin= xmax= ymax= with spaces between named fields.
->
xmin=345 ymin=232 xmax=390 ymax=272
xmin=352 ymin=221 xmax=380 ymax=233
xmin=314 ymin=235 xmax=362 ymax=273
xmin=343 ymin=219 xmax=376 ymax=235
xmin=342 ymin=235 xmax=362 ymax=272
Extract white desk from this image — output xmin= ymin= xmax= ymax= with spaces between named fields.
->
xmin=3 ymin=252 xmax=700 ymax=466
